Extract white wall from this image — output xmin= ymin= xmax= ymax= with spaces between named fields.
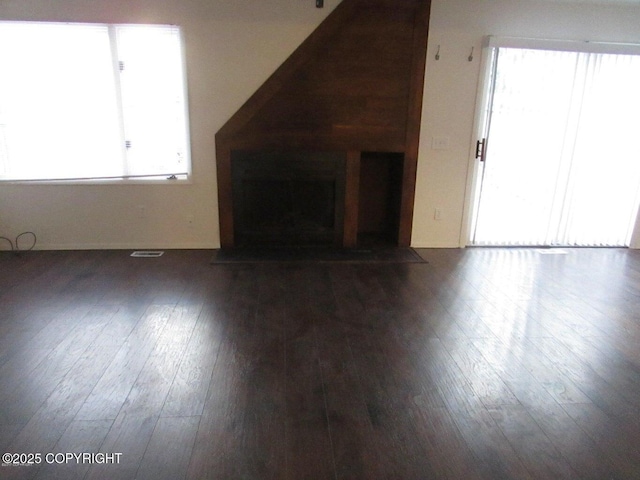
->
xmin=1 ymin=0 xmax=640 ymax=249
xmin=413 ymin=0 xmax=640 ymax=248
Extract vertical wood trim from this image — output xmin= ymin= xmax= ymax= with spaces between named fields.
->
xmin=216 ymin=143 xmax=234 ymax=248
xmin=343 ymin=150 xmax=361 ymax=248
xmin=398 ymin=0 xmax=431 ymax=247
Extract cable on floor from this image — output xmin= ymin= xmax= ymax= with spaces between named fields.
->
xmin=0 ymin=231 xmax=37 ymax=254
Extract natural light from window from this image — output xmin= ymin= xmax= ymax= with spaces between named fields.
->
xmin=0 ymin=21 xmax=190 ymax=182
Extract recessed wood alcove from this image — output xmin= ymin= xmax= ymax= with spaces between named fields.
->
xmin=358 ymin=151 xmax=404 ymax=246
xmin=215 ymin=0 xmax=431 ymax=248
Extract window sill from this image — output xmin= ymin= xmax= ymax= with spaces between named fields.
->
xmin=0 ymin=176 xmax=193 ymax=186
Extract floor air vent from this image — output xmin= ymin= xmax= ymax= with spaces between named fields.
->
xmin=130 ymin=251 xmax=164 ymax=258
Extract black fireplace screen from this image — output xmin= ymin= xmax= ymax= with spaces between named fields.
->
xmin=231 ymin=151 xmax=345 ymax=246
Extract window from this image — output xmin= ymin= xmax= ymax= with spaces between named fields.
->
xmin=0 ymin=22 xmax=190 ymax=182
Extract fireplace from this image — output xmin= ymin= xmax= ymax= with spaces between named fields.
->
xmin=231 ymin=151 xmax=345 ymax=246
xmin=229 ymin=150 xmax=406 ymax=247
xmin=214 ymin=1 xmax=430 ymax=248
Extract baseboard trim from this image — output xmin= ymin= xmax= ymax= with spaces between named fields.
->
xmin=28 ymin=242 xmax=219 ymax=251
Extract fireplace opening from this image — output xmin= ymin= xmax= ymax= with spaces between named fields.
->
xmin=231 ymin=151 xmax=345 ymax=246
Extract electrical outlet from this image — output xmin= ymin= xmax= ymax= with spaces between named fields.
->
xmin=434 ymin=208 xmax=442 ymax=220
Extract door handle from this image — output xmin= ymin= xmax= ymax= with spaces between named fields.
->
xmin=476 ymin=138 xmax=487 ymax=162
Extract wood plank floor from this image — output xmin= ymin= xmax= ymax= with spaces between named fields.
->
xmin=1 ymin=248 xmax=640 ymax=479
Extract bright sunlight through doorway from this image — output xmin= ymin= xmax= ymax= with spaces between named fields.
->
xmin=471 ymin=39 xmax=640 ymax=247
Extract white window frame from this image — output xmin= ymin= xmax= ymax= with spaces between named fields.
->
xmin=0 ymin=21 xmax=192 ymax=185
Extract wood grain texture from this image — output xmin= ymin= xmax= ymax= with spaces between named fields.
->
xmin=215 ymin=0 xmax=431 ymax=248
xmin=343 ymin=151 xmax=361 ymax=248
xmin=218 ymin=1 xmax=423 ymax=148
xmin=1 ymin=248 xmax=640 ymax=479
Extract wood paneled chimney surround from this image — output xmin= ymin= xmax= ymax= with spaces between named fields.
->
xmin=215 ymin=0 xmax=431 ymax=248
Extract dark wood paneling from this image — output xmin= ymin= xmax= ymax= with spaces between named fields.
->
xmin=216 ymin=0 xmax=431 ymax=247
xmin=215 ymin=141 xmax=234 ymax=248
xmin=223 ymin=3 xmax=420 ymax=144
xmin=246 ymin=95 xmax=409 ymax=134
xmin=358 ymin=152 xmax=404 ymax=245
xmin=343 ymin=151 xmax=361 ymax=248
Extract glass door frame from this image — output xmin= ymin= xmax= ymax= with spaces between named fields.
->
xmin=460 ymin=36 xmax=640 ymax=248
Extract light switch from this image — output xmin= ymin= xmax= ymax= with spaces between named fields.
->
xmin=432 ymin=136 xmax=450 ymax=150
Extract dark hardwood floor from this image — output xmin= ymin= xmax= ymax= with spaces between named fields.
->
xmin=1 ymin=247 xmax=640 ymax=479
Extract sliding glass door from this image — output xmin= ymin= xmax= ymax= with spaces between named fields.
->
xmin=470 ymin=39 xmax=640 ymax=247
